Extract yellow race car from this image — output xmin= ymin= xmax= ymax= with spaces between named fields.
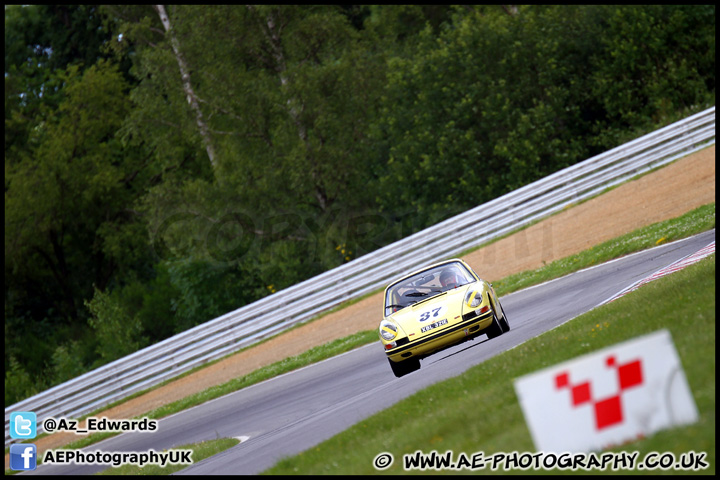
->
xmin=379 ymin=259 xmax=510 ymax=377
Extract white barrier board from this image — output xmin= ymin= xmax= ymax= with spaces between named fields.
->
xmin=514 ymin=329 xmax=698 ymax=452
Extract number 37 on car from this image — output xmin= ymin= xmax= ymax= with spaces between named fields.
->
xmin=379 ymin=259 xmax=510 ymax=377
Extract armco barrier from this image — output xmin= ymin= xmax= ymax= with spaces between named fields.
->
xmin=5 ymin=106 xmax=715 ymax=445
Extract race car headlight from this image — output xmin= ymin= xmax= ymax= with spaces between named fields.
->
xmin=379 ymin=320 xmax=399 ymax=341
xmin=464 ymin=290 xmax=484 ymax=308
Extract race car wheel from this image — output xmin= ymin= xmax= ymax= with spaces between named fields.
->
xmin=485 ymin=306 xmax=504 ymax=339
xmin=498 ymin=301 xmax=510 ymax=333
xmin=389 ymin=357 xmax=421 ymax=378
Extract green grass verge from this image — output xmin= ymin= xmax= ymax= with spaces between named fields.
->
xmin=265 ymin=253 xmax=715 ymax=475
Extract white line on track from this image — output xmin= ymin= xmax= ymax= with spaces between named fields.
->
xmin=600 ymin=240 xmax=715 ymax=305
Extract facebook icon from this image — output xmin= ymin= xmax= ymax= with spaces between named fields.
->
xmin=10 ymin=444 xmax=37 ymax=471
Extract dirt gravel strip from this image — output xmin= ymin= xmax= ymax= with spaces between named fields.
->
xmin=5 ymin=145 xmax=715 ymax=471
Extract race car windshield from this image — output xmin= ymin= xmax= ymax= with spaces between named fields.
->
xmin=384 ymin=262 xmax=474 ymax=316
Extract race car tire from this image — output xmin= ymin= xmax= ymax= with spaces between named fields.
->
xmin=389 ymin=357 xmax=421 ymax=378
xmin=498 ymin=301 xmax=510 ymax=333
xmin=485 ymin=307 xmax=504 ymax=339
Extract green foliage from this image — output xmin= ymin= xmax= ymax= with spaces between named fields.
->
xmin=50 ymin=341 xmax=89 ymax=386
xmin=4 ymin=4 xmax=715 ymax=407
xmin=165 ymin=257 xmax=261 ymax=333
xmin=122 ymin=265 xmax=180 ymax=343
xmin=5 ymin=55 xmax=160 ymax=402
xmin=85 ymin=287 xmax=144 ymax=364
xmin=371 ymin=5 xmax=715 ymax=233
xmin=591 ymin=6 xmax=715 ymax=127
xmin=4 ymin=5 xmax=115 ymax=73
xmin=5 ymin=356 xmax=38 ymax=407
xmin=4 ymin=5 xmax=127 ymax=157
xmin=6 ymin=61 xmax=134 ymax=310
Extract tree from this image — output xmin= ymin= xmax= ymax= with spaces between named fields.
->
xmin=5 ymin=5 xmax=131 ymax=157
xmin=123 ymin=5 xmax=387 ymax=286
xmin=5 ymin=60 xmax=155 ymax=400
xmin=589 ymin=5 xmax=715 ymax=143
xmin=154 ymin=5 xmax=218 ymax=171
xmin=370 ymin=6 xmax=601 ymax=227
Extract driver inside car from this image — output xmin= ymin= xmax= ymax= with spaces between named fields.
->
xmin=439 ymin=267 xmax=466 ymax=289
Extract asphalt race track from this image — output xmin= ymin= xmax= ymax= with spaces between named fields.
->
xmin=24 ymin=229 xmax=715 ymax=475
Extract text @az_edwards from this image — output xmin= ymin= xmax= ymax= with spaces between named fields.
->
xmin=42 ymin=416 xmax=157 ymax=435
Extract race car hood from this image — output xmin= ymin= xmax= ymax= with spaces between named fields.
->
xmin=387 ymin=282 xmax=479 ymax=339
